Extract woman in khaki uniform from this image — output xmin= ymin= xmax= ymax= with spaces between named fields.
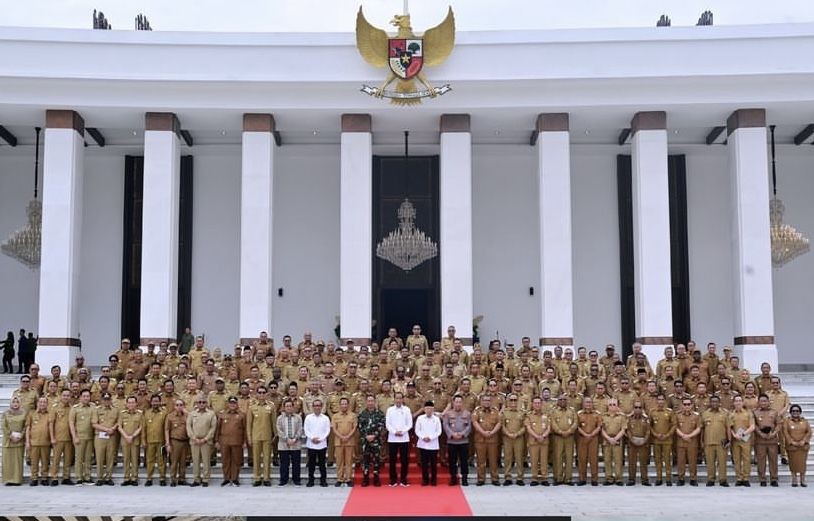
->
xmin=2 ymin=396 xmax=27 ymax=485
xmin=784 ymin=404 xmax=812 ymax=487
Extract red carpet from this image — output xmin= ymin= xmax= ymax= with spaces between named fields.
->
xmin=342 ymin=446 xmax=473 ymax=516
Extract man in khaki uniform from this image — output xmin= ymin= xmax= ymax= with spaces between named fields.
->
xmin=25 ymin=397 xmax=52 ymax=485
xmin=144 ymin=394 xmax=168 ymax=486
xmin=701 ymin=395 xmax=730 ymax=486
xmin=69 ymin=389 xmax=95 ymax=484
xmin=501 ymin=393 xmax=526 ymax=485
xmin=675 ymin=398 xmax=701 ymax=486
xmin=525 ymin=396 xmax=551 ymax=486
xmin=247 ymin=385 xmax=276 ymax=486
xmin=118 ymin=395 xmax=144 ymax=485
xmin=13 ymin=374 xmax=38 ymax=412
xmin=91 ymin=393 xmax=119 ymax=485
xmin=576 ymin=397 xmax=602 ymax=486
xmin=626 ymin=401 xmax=651 ymax=485
xmin=49 ymin=389 xmax=75 ymax=485
xmin=550 ymin=395 xmax=578 ymax=485
xmin=754 ymin=393 xmax=781 ymax=486
xmin=216 ymin=396 xmax=247 ymax=486
xmin=472 ymin=394 xmax=501 ymax=486
xmin=729 ymin=395 xmax=755 ymax=486
xmin=649 ymin=394 xmax=676 ymax=486
xmin=331 ymin=396 xmax=358 ymax=486
xmin=187 ymin=393 xmax=217 ymax=486
xmin=600 ymin=399 xmax=626 ymax=485
xmin=164 ymin=399 xmax=190 ymax=486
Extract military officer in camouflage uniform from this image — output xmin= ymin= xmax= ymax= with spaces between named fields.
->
xmin=357 ymin=394 xmax=386 ymax=487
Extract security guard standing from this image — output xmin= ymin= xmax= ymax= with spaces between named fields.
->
xmin=600 ymin=399 xmax=626 ymax=486
xmin=550 ymin=394 xmax=578 ymax=485
xmin=701 ymin=395 xmax=730 ymax=486
xmin=626 ymin=400 xmax=651 ymax=485
xmin=25 ymin=397 xmax=53 ymax=486
xmin=524 ymin=396 xmax=551 ymax=486
xmin=649 ymin=394 xmax=676 ymax=486
xmin=144 ymin=394 xmax=169 ymax=486
xmin=69 ymin=389 xmax=95 ymax=484
xmin=501 ymin=393 xmax=526 ymax=485
xmin=91 ymin=393 xmax=119 ymax=485
xmin=472 ymin=394 xmax=501 ymax=486
xmin=247 ymin=385 xmax=276 ymax=486
xmin=118 ymin=395 xmax=144 ymax=485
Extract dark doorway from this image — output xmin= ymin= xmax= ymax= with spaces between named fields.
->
xmin=616 ymin=154 xmax=690 ymax=360
xmin=372 ymin=155 xmax=440 ymax=344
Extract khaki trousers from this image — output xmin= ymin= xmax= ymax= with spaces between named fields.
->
xmin=145 ymin=442 xmax=166 ymax=480
xmin=75 ymin=439 xmax=94 ymax=481
xmin=676 ymin=442 xmax=698 ymax=480
xmin=121 ymin=440 xmax=140 ymax=481
xmin=552 ymin=435 xmax=574 ymax=484
xmin=29 ymin=445 xmax=51 ymax=481
xmin=528 ymin=441 xmax=549 ymax=482
xmin=704 ymin=444 xmax=727 ymax=482
xmin=577 ymin=435 xmax=599 ymax=483
xmin=222 ymin=444 xmax=243 ymax=482
xmin=755 ymin=442 xmax=779 ymax=481
xmin=251 ymin=440 xmax=272 ymax=481
xmin=50 ymin=440 xmax=73 ymax=479
xmin=602 ymin=443 xmax=623 ymax=483
xmin=335 ymin=444 xmax=354 ymax=482
xmin=627 ymin=443 xmax=650 ymax=483
xmin=169 ymin=439 xmax=189 ymax=482
xmin=731 ymin=440 xmax=751 ymax=481
xmin=653 ymin=443 xmax=672 ymax=481
xmin=190 ymin=442 xmax=212 ymax=483
xmin=94 ymin=438 xmax=116 ymax=481
xmin=474 ymin=441 xmax=499 ymax=482
xmin=502 ymin=436 xmax=525 ymax=481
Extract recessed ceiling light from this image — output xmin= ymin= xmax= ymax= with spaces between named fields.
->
xmin=220 ymin=130 xmax=227 ymax=136
xmin=313 ymin=130 xmax=319 ymax=136
xmin=132 ymin=130 xmax=137 ymax=136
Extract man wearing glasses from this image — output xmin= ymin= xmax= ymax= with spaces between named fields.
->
xmin=164 ymin=399 xmax=190 ymax=486
xmin=675 ymin=398 xmax=701 ymax=486
xmin=626 ymin=400 xmax=651 ymax=486
xmin=186 ymin=394 xmax=216 ymax=487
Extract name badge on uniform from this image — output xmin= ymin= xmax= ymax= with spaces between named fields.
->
xmin=99 ymin=431 xmax=109 ymax=439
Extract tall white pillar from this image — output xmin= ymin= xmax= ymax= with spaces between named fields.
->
xmin=239 ymin=114 xmax=276 ymax=345
xmin=630 ymin=111 xmax=673 ymax=363
xmin=440 ymin=114 xmax=473 ymax=346
xmin=37 ymin=110 xmax=85 ymax=373
xmin=535 ymin=113 xmax=574 ymax=350
xmin=139 ymin=112 xmax=181 ymax=346
xmin=340 ymin=114 xmax=372 ymax=346
xmin=727 ymin=108 xmax=777 ymax=373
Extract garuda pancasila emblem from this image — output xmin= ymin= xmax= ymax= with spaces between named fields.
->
xmin=356 ymin=6 xmax=455 ymax=105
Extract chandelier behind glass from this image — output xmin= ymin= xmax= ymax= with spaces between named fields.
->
xmin=769 ymin=125 xmax=809 ymax=268
xmin=2 ymin=127 xmax=42 ymax=269
xmin=375 ymin=130 xmax=439 ymax=272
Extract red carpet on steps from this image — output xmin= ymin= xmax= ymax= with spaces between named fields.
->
xmin=342 ymin=448 xmax=473 ymax=516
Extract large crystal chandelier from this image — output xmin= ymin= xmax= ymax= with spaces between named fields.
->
xmin=377 ymin=199 xmax=438 ymax=271
xmin=769 ymin=125 xmax=809 ymax=268
xmin=2 ymin=127 xmax=42 ymax=269
xmin=375 ymin=130 xmax=438 ymax=272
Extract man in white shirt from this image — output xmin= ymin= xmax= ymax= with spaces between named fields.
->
xmin=386 ymin=391 xmax=414 ymax=486
xmin=415 ymin=400 xmax=442 ymax=486
xmin=303 ymin=399 xmax=330 ymax=487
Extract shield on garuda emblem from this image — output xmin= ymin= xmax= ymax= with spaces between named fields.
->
xmin=388 ymin=38 xmax=424 ymax=80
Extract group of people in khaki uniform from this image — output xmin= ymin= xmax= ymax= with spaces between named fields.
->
xmin=2 ymin=329 xmax=811 ymax=489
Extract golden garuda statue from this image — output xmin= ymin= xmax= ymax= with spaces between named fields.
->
xmin=356 ymin=5 xmax=455 ymax=105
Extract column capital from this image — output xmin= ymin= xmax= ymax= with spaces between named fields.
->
xmin=45 ymin=110 xmax=84 ymax=136
xmin=440 ymin=114 xmax=470 ymax=133
xmin=243 ymin=113 xmax=275 ymax=132
xmin=535 ymin=113 xmax=569 ymax=133
xmin=341 ymin=114 xmax=372 ymax=133
xmin=726 ymin=108 xmax=766 ymax=136
xmin=631 ymin=111 xmax=667 ymax=135
xmin=145 ymin=112 xmax=181 ymax=138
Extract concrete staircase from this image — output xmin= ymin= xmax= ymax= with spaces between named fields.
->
xmin=1 ymin=372 xmax=813 ymax=483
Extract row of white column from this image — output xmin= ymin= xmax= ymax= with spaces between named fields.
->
xmin=35 ymin=109 xmax=776 ymax=373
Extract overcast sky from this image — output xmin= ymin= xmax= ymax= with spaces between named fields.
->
xmin=2 ymin=0 xmax=814 ymax=32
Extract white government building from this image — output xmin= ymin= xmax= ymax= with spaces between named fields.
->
xmin=0 ymin=16 xmax=813 ymax=375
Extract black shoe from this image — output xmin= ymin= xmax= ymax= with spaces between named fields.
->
xmin=771 ymin=480 xmax=779 ymax=487
xmin=421 ymin=481 xmax=429 ymax=487
xmin=373 ymin=475 xmax=381 ymax=487
xmin=760 ymin=481 xmax=767 ymax=487
xmin=504 ymin=479 xmax=513 ymax=486
xmin=190 ymin=481 xmax=200 ymax=487
xmin=530 ymin=481 xmax=539 ymax=486
xmin=603 ymin=481 xmax=612 ymax=486
xmin=666 ymin=481 xmax=672 ymax=487
xmin=577 ymin=480 xmax=587 ymax=486
xmin=615 ymin=482 xmax=623 ymax=486
xmin=720 ymin=481 xmax=729 ymax=487
xmin=202 ymin=482 xmax=208 ymax=487
xmin=177 ymin=480 xmax=188 ymax=486
xmin=677 ymin=480 xmax=685 ymax=486
xmin=334 ymin=481 xmax=342 ymax=487
xmin=655 ymin=480 xmax=663 ymax=486
xmin=476 ymin=481 xmax=485 ymax=486
xmin=492 ymin=480 xmax=501 ymax=486
xmin=120 ymin=481 xmax=128 ymax=486
xmin=221 ymin=481 xmax=230 ymax=487
xmin=591 ymin=482 xmax=598 ymax=486
xmin=62 ymin=479 xmax=75 ymax=485
xmin=449 ymin=478 xmax=458 ymax=486
xmin=690 ymin=480 xmax=698 ymax=486
xmin=40 ymin=479 xmax=49 ymax=486
xmin=320 ymin=481 xmax=328 ymax=487
xmin=792 ymin=482 xmax=799 ymax=487
xmin=541 ymin=480 xmax=550 ymax=486
xmin=263 ymin=480 xmax=271 ymax=487
xmin=95 ymin=480 xmax=103 ymax=486
xmin=306 ymin=481 xmax=314 ymax=488
xmin=744 ymin=481 xmax=751 ymax=487
xmin=160 ymin=480 xmax=166 ymax=486
xmin=642 ymin=481 xmax=651 ymax=486
xmin=517 ymin=480 xmax=525 ymax=486
xmin=280 ymin=482 xmax=290 ymax=487
xmin=77 ymin=480 xmax=85 ymax=485
xmin=626 ymin=481 xmax=634 ymax=486
xmin=170 ymin=481 xmax=177 ymax=487
xmin=801 ymin=483 xmax=808 ymax=488
xmin=735 ymin=481 xmax=743 ymax=487
xmin=362 ymin=476 xmax=370 ymax=487
xmin=706 ymin=481 xmax=714 ymax=487
xmin=29 ymin=481 xmax=38 ymax=487
xmin=348 ymin=481 xmax=354 ymax=487
xmin=144 ymin=480 xmax=152 ymax=487
xmin=782 ymin=458 xmax=788 ymax=465
xmin=327 ymin=462 xmax=334 ymax=467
